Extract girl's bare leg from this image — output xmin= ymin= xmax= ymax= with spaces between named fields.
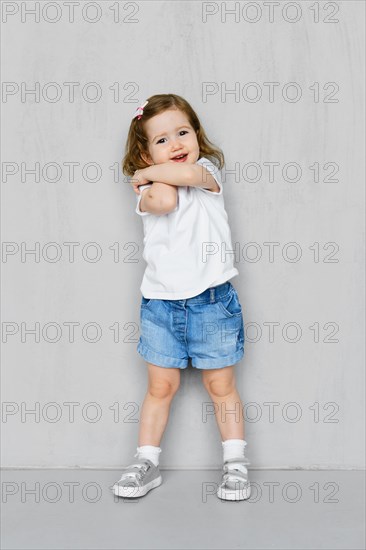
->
xmin=138 ymin=362 xmax=181 ymax=446
xmin=201 ymin=366 xmax=245 ymax=441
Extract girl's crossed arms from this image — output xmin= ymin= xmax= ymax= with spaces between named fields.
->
xmin=131 ymin=162 xmax=219 ymax=215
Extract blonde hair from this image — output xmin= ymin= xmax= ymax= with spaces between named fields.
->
xmin=122 ymin=93 xmax=224 ymax=177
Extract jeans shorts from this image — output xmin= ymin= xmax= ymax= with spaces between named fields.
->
xmin=137 ymin=281 xmax=244 ymax=370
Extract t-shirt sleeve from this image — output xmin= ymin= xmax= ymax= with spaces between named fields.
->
xmin=135 ymin=184 xmax=153 ymax=216
xmin=195 ymin=157 xmax=223 ymax=196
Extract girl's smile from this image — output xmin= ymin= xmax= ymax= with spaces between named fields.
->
xmin=171 ymin=153 xmax=189 ymax=162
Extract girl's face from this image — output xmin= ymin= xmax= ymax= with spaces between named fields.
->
xmin=141 ymin=108 xmax=200 ymax=166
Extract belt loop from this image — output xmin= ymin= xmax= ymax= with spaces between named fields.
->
xmin=210 ymin=288 xmax=215 ymax=303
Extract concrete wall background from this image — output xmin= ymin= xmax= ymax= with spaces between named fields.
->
xmin=2 ymin=1 xmax=364 ymax=469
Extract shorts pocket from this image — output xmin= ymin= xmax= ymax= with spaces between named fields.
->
xmin=141 ymin=296 xmax=153 ymax=309
xmin=216 ymin=289 xmax=242 ymax=318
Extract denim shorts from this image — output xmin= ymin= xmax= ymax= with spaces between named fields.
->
xmin=137 ymin=281 xmax=244 ymax=370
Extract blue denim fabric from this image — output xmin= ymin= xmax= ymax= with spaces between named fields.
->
xmin=137 ymin=281 xmax=244 ymax=369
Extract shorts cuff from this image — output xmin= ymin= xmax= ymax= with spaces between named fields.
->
xmin=137 ymin=342 xmax=188 ymax=369
xmin=192 ymin=348 xmax=244 ymax=370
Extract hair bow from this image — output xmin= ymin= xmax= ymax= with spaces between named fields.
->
xmin=133 ymin=100 xmax=149 ymax=120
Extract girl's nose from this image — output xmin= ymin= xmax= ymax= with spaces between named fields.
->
xmin=171 ymin=140 xmax=182 ymax=151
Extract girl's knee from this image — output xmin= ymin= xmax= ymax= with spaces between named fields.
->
xmin=202 ymin=368 xmax=236 ymax=397
xmin=205 ymin=380 xmax=235 ymax=398
xmin=147 ymin=363 xmax=180 ymax=398
xmin=148 ymin=380 xmax=179 ymax=399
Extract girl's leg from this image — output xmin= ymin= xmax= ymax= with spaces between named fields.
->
xmin=138 ymin=362 xmax=181 ymax=446
xmin=201 ymin=365 xmax=244 ymax=440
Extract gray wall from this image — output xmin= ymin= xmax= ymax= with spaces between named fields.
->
xmin=2 ymin=1 xmax=364 ymax=469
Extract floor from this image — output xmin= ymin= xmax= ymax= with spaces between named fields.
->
xmin=1 ymin=469 xmax=364 ymax=549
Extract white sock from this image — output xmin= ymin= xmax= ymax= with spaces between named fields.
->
xmin=222 ymin=439 xmax=248 ymax=463
xmin=135 ymin=445 xmax=161 ymax=467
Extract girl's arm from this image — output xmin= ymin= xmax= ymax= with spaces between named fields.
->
xmin=140 ymin=181 xmax=177 ymax=215
xmin=141 ymin=163 xmax=218 ymax=191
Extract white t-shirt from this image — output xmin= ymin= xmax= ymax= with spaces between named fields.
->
xmin=135 ymin=156 xmax=239 ymax=299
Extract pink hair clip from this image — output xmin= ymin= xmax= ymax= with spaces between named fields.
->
xmin=133 ymin=100 xmax=149 ymax=120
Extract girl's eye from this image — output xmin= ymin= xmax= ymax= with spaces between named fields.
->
xmin=156 ymin=130 xmax=189 ymax=145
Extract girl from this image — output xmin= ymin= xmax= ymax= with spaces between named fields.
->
xmin=113 ymin=94 xmax=251 ymax=501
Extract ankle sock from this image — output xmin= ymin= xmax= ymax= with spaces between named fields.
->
xmin=135 ymin=445 xmax=161 ymax=467
xmin=134 ymin=441 xmax=248 ymax=467
xmin=222 ymin=438 xmax=248 ymax=463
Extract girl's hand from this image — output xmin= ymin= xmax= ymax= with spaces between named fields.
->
xmin=131 ymin=169 xmax=151 ymax=194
